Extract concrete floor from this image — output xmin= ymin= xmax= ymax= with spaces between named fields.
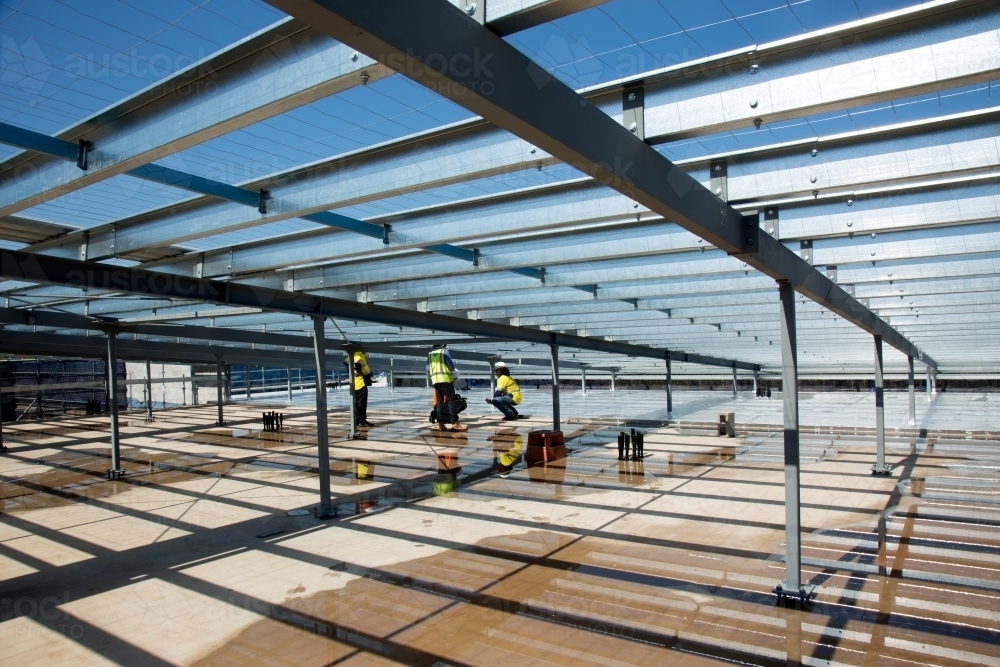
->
xmin=2 ymin=393 xmax=999 ymax=665
xmin=265 ymin=384 xmax=1000 ymax=432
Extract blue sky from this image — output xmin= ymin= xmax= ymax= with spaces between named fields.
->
xmin=1 ymin=0 xmax=984 ymax=243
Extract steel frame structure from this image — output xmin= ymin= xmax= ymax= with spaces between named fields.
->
xmin=1 ymin=0 xmax=997 ymax=605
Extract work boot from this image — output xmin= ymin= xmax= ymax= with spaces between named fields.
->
xmin=431 ymin=422 xmax=445 ymax=431
xmin=450 ymin=422 xmax=468 ymax=432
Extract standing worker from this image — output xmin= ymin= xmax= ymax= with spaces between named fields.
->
xmin=487 ymin=361 xmax=522 ymax=420
xmin=429 ymin=344 xmax=466 ymax=432
xmin=345 ymin=349 xmax=375 ymax=428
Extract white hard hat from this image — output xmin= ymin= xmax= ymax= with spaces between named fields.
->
xmin=493 ymin=361 xmax=506 ymax=368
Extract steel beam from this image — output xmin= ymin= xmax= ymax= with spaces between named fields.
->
xmin=0 ymin=250 xmax=760 ymax=371
xmin=0 ymin=0 xmax=581 ymax=219
xmin=638 ymin=3 xmax=1000 ymax=142
xmin=256 ymin=0 xmax=937 ymax=369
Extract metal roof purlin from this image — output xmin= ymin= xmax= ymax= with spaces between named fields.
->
xmin=261 ymin=0 xmax=936 ymax=370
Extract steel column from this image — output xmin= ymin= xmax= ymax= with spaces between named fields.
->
xmin=581 ymin=368 xmax=586 ymax=396
xmin=753 ymin=369 xmax=759 ymax=397
xmin=873 ymin=336 xmax=891 ymax=475
xmin=489 ymin=362 xmax=496 ymax=410
xmin=107 ymin=332 xmax=123 ymax=477
xmin=347 ymin=350 xmax=357 ymax=440
xmin=775 ymin=280 xmax=811 ymax=601
xmin=610 ymin=371 xmax=615 ymax=392
xmin=666 ymin=356 xmax=673 ymax=417
xmin=907 ymin=355 xmax=915 ymax=426
xmin=926 ymin=365 xmax=932 ymax=401
xmin=732 ymin=365 xmax=737 ymax=398
xmin=550 ymin=344 xmax=560 ymax=431
xmin=287 ymin=367 xmax=293 ymax=403
xmin=313 ymin=316 xmax=334 ymax=518
xmin=216 ymin=357 xmax=225 ymax=426
xmin=144 ymin=358 xmax=153 ymax=422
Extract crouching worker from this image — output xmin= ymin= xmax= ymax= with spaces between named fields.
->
xmin=487 ymin=361 xmax=522 ymax=420
xmin=429 ymin=344 xmax=467 ymax=432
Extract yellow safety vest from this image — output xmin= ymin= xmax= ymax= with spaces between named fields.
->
xmin=428 ymin=348 xmax=453 ymax=385
xmin=497 ymin=374 xmax=521 ymax=405
xmin=345 ymin=351 xmax=370 ymax=391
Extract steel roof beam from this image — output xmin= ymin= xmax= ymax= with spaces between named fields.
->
xmin=0 ymin=1 xmax=587 ymax=219
xmin=0 ymin=250 xmax=758 ymax=371
xmin=6 ymin=2 xmax=990 ymax=261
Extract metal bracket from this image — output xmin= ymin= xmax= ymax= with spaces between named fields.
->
xmin=622 ymin=86 xmax=644 ymax=140
xmin=76 ymin=139 xmax=91 ymax=170
xmin=314 ymin=505 xmax=340 ymax=519
xmin=773 ymin=582 xmax=816 ymax=604
xmin=871 ymin=464 xmax=893 ymax=476
xmin=800 ymin=240 xmax=813 ymax=265
xmin=710 ymin=160 xmax=727 ymax=200
xmin=539 ymin=267 xmax=546 ymax=284
xmin=740 ymin=213 xmax=758 ymax=254
xmin=382 ymin=223 xmax=391 ymax=245
xmin=763 ymin=207 xmax=779 ymax=238
xmin=472 ymin=247 xmax=480 ymax=267
xmin=451 ymin=0 xmax=483 ymax=24
xmin=258 ymin=189 xmax=269 ymax=214
xmin=106 ymin=469 xmax=126 ymax=480
xmin=826 ymin=265 xmax=837 ymax=283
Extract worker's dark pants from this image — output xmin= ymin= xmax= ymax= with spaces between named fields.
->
xmin=355 ymin=385 xmax=368 ymax=425
xmin=433 ymin=382 xmax=459 ymax=424
xmin=490 ymin=392 xmax=518 ymax=418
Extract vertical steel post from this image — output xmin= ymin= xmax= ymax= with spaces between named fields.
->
xmin=389 ymin=368 xmax=394 ymax=393
xmin=926 ymin=365 xmax=931 ymax=401
xmin=246 ymin=365 xmax=251 ymax=401
xmin=347 ymin=350 xmax=357 ymax=440
xmin=215 ymin=357 xmax=225 ymax=426
xmin=313 ymin=316 xmax=334 ymax=518
xmin=581 ymin=368 xmax=586 ymax=396
xmin=107 ymin=331 xmax=122 ymax=476
xmin=610 ymin=371 xmax=616 ymax=392
xmin=873 ymin=336 xmax=890 ymax=475
xmin=144 ymin=358 xmax=153 ymax=421
xmin=666 ymin=355 xmax=673 ymax=417
xmin=732 ymin=364 xmax=737 ymax=398
xmin=907 ymin=355 xmax=915 ymax=426
xmin=777 ymin=280 xmax=808 ymax=599
xmin=753 ymin=369 xmax=759 ymax=397
xmin=550 ymin=343 xmax=560 ymax=431
xmin=932 ymin=370 xmax=937 ymax=395
xmin=287 ymin=367 xmax=293 ymax=403
xmin=488 ymin=362 xmax=496 ymax=411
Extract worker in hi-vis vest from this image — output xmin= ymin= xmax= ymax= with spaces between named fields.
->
xmin=428 ymin=344 xmax=466 ymax=431
xmin=344 ymin=350 xmax=374 ymax=428
xmin=487 ymin=361 xmax=521 ymax=420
